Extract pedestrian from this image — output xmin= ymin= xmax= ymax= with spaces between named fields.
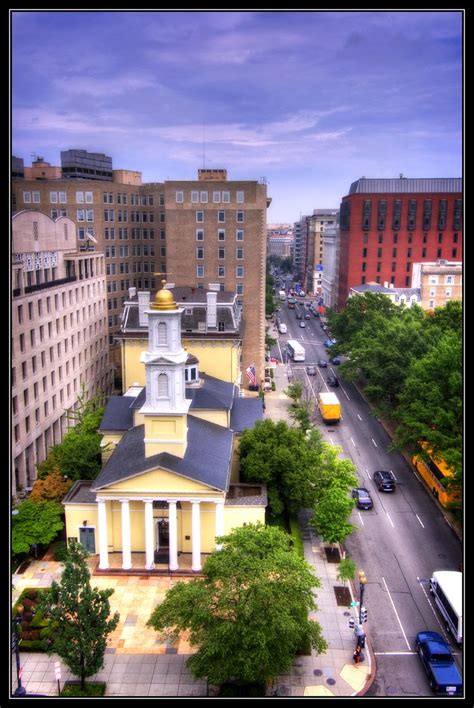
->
xmin=353 ymin=645 xmax=362 ymax=668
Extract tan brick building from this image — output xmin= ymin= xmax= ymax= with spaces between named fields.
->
xmin=12 ymin=210 xmax=112 ymax=496
xmin=411 ymin=260 xmax=462 ymax=310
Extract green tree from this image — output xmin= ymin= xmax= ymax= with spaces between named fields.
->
xmin=337 ymin=556 xmax=356 ymax=587
xmin=311 ymin=444 xmax=358 ymax=501
xmin=393 ymin=330 xmax=462 ymax=480
xmin=39 ymin=541 xmax=119 ymax=690
xmin=12 ymin=499 xmax=64 ymax=556
xmin=147 ymin=523 xmax=327 ymax=686
xmin=327 ymin=292 xmax=399 ymax=346
xmin=310 ymin=486 xmax=355 ymax=545
xmin=239 ymin=420 xmax=324 ymax=515
xmin=285 ymin=381 xmax=304 ymax=402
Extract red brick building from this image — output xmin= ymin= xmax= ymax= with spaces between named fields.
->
xmin=337 ymin=178 xmax=462 ymax=309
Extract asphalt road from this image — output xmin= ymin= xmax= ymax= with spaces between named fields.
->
xmin=271 ymin=300 xmax=463 ymax=698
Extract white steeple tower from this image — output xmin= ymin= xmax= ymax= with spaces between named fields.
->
xmin=139 ymin=283 xmax=191 ymax=458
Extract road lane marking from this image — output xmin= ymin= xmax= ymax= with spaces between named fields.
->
xmin=357 ymin=414 xmax=362 ymax=421
xmin=357 ymin=512 xmax=365 ymax=526
xmin=415 ymin=514 xmax=425 ymax=528
xmin=371 ymin=438 xmax=378 ymax=447
xmin=373 ymin=651 xmax=417 ymax=656
xmin=390 ymin=469 xmax=398 ymax=481
xmin=382 ymin=576 xmax=411 ymax=650
xmin=386 ymin=512 xmax=395 ymax=528
xmin=417 ymin=578 xmax=451 ymax=639
xmin=350 ymin=437 xmax=356 ymax=447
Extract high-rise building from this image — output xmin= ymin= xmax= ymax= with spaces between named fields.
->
xmin=11 ymin=210 xmax=112 ymax=496
xmin=163 ymin=169 xmax=270 ymax=387
xmin=61 ymin=149 xmax=113 ymax=181
xmin=337 ymin=177 xmax=462 ymax=309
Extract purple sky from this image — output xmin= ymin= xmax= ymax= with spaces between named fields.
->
xmin=11 ymin=10 xmax=463 ymax=222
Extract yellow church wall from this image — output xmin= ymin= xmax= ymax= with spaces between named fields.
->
xmin=64 ymin=505 xmax=99 ymax=544
xmin=223 ymin=506 xmax=265 ymax=535
xmin=230 ymin=437 xmax=241 ymax=484
xmin=189 ymin=410 xmax=229 ymax=428
xmin=101 ymin=467 xmax=217 ymax=494
xmin=100 ymin=433 xmax=124 ymax=464
xmin=178 ymin=502 xmax=223 ymax=553
xmin=123 ymin=339 xmax=146 ymax=391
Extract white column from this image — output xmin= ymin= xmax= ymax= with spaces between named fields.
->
xmin=168 ymin=501 xmax=178 ymax=571
xmin=97 ymin=499 xmax=109 ymax=569
xmin=191 ymin=500 xmax=201 ymax=571
xmin=121 ymin=499 xmax=132 ymax=569
xmin=144 ymin=500 xmax=154 ymax=570
xmin=215 ymin=500 xmax=225 ymax=550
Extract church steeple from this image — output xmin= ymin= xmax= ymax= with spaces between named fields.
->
xmin=139 ymin=282 xmax=191 ymax=458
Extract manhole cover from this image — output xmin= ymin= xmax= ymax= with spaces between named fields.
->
xmin=326 ymin=678 xmax=336 ymax=686
xmin=343 ymin=611 xmax=350 ymax=617
xmin=313 ymin=669 xmax=323 ymax=677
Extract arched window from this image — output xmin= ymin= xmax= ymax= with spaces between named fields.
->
xmin=157 ymin=322 xmax=167 ymax=345
xmin=158 ymin=373 xmax=168 ymax=397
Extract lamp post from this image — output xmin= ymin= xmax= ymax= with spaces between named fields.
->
xmin=358 ymin=569 xmax=367 ymax=624
xmin=12 ymin=611 xmax=26 ymax=696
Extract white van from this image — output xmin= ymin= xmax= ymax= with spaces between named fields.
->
xmin=278 ymin=323 xmax=287 ymax=334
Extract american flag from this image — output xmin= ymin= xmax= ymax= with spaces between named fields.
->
xmin=245 ymin=363 xmax=257 ymax=386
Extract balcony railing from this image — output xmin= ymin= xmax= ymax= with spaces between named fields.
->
xmin=20 ymin=276 xmax=77 ymax=295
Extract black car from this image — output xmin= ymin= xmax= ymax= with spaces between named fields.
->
xmin=296 ymin=311 xmax=303 ymax=320
xmin=331 ymin=356 xmax=341 ymax=365
xmin=373 ymin=470 xmax=396 ymax=492
xmin=351 ymin=487 xmax=374 ymax=510
xmin=327 ymin=374 xmax=339 ymax=387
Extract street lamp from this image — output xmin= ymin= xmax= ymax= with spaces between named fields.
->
xmin=358 ymin=569 xmax=367 ymax=624
xmin=12 ymin=610 xmax=26 ymax=696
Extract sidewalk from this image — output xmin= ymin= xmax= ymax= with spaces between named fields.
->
xmin=11 ymin=362 xmax=374 ymax=698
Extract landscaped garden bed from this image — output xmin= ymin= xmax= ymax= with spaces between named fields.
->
xmin=12 ymin=587 xmax=54 ymax=651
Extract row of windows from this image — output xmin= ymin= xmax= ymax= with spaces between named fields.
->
xmin=104 ymin=192 xmax=156 ymax=206
xmin=176 ymin=190 xmax=244 ymax=204
xmin=362 ymin=232 xmax=459 ymax=245
xmin=106 ymin=262 xmax=156 ymax=275
xmin=15 ymin=284 xmax=104 ymax=321
xmin=196 ymin=228 xmax=244 ymax=241
xmin=18 ymin=317 xmax=106 ymax=353
xmin=361 ymin=199 xmax=462 ymax=231
xmin=196 ymin=247 xmax=244 ymax=260
xmin=361 ymin=246 xmax=458 ymax=259
xmin=195 ymin=210 xmax=244 ymax=223
xmin=105 ymin=228 xmax=161 ymax=240
xmin=196 ymin=266 xmax=245 ymax=278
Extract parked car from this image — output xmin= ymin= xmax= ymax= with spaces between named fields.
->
xmin=331 ymin=356 xmax=341 ymax=365
xmin=321 ymin=324 xmax=328 ymax=331
xmin=327 ymin=374 xmax=339 ymax=387
xmin=299 ymin=321 xmax=306 ymax=328
xmin=318 ymin=359 xmax=328 ymax=367
xmin=373 ymin=470 xmax=396 ymax=492
xmin=296 ymin=311 xmax=303 ymax=319
xmin=415 ymin=631 xmax=462 ymax=696
xmin=351 ymin=487 xmax=374 ymax=510
xmin=306 ymin=365 xmax=317 ymax=375
xmin=278 ymin=323 xmax=287 ymax=334
xmin=305 ymin=313 xmax=311 ymax=319
xmin=324 ymin=339 xmax=335 ymax=348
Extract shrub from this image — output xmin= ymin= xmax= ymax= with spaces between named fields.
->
xmin=271 ymin=381 xmax=276 ymax=391
xmin=52 ymin=540 xmax=68 ymax=562
xmin=61 ymin=682 xmax=106 ymax=697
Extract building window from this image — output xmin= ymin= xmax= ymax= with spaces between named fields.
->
xmin=213 ymin=191 xmax=221 ymax=203
xmin=200 ymin=191 xmax=208 ymax=203
xmin=438 ymin=233 xmax=443 ymax=244
xmin=408 ymin=233 xmax=413 ymax=244
xmin=452 ymin=248 xmax=457 ymax=258
xmin=361 ymin=262 xmax=366 ymax=272
xmin=218 ymin=247 xmax=225 ymax=259
xmin=196 ymin=229 xmax=204 ymax=241
xmin=236 ymin=266 xmax=244 ymax=277
xmin=445 ymin=289 xmax=452 ymax=297
xmin=176 ymin=191 xmax=184 ymax=203
xmin=445 ymin=275 xmax=453 ymax=285
xmin=236 ymin=210 xmax=244 ymax=223
xmin=361 ymin=276 xmax=366 ymax=284
xmin=196 ymin=247 xmax=204 ymax=259
xmin=362 ymin=200 xmax=372 ymax=230
xmin=438 ymin=199 xmax=447 ymax=230
xmin=377 ymin=247 xmax=382 ymax=258
xmin=222 ymin=191 xmax=230 ymax=203
xmin=191 ymin=191 xmax=199 ymax=203
xmin=157 ymin=373 xmax=168 ymax=397
xmin=196 ymin=211 xmax=204 ymax=223
xmin=376 ymin=262 xmax=381 ymax=273
xmin=50 ymin=191 xmax=58 ymax=203
xmin=377 ymin=200 xmax=387 ymax=230
xmin=236 ymin=191 xmax=245 ymax=203
xmin=453 ymin=199 xmax=462 ymax=231
xmin=218 ymin=229 xmax=225 ymax=241
xmin=376 ymin=276 xmax=380 ymax=284
xmin=197 ymin=266 xmax=204 ymax=277
xmin=407 ymin=199 xmax=417 ymax=230
xmin=362 ymin=248 xmax=367 ymax=258
xmin=236 ymin=247 xmax=243 ymax=259
xmin=157 ymin=322 xmax=167 ymax=345
xmin=437 ymin=248 xmax=442 ymax=258
xmin=453 ymin=232 xmax=458 ymax=243
xmin=392 ymin=247 xmax=397 ymax=258
xmin=423 ymin=199 xmax=432 ymax=230
xmin=218 ymin=210 xmax=225 ymax=223
xmin=236 ymin=229 xmax=244 ymax=241
xmin=218 ymin=266 xmax=225 ymax=277
xmin=422 ymin=247 xmax=427 ymax=257
xmin=32 ymin=191 xmax=40 ymax=203
xmin=406 ymin=262 xmax=411 ymax=272
xmin=236 ymin=283 xmax=243 ymax=294
xmin=23 ymin=191 xmax=32 ymax=203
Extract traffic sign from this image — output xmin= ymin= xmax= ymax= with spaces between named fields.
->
xmin=350 ymin=601 xmax=360 ymax=607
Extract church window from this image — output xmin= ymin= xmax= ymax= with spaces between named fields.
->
xmin=157 ymin=322 xmax=167 ymax=345
xmin=158 ymin=373 xmax=168 ymax=397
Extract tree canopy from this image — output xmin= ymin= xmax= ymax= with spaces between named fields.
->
xmin=12 ymin=499 xmax=64 ymax=556
xmin=39 ymin=541 xmax=119 ymax=690
xmin=30 ymin=468 xmax=73 ymax=503
xmin=147 ymin=523 xmax=327 ymax=686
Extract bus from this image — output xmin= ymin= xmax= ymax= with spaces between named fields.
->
xmin=430 ymin=571 xmax=462 ymax=644
xmin=412 ymin=442 xmax=460 ymax=508
xmin=287 ymin=340 xmax=305 ymax=362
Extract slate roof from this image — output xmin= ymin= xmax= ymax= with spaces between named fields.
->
xmin=186 ymin=374 xmax=234 ymax=411
xmin=351 ymin=284 xmax=421 ymax=302
xmin=230 ymin=395 xmax=264 ymax=432
xmin=62 ymin=480 xmax=96 ymax=504
xmin=99 ymin=395 xmax=135 ymax=432
xmin=348 ymin=177 xmax=462 ymax=195
xmin=92 ymin=416 xmax=233 ymax=493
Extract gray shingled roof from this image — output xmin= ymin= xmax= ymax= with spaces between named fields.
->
xmin=348 ymin=177 xmax=462 ymax=195
xmin=99 ymin=395 xmax=135 ymax=432
xmin=186 ymin=374 xmax=234 ymax=411
xmin=91 ymin=416 xmax=233 ymax=492
xmin=62 ymin=480 xmax=96 ymax=504
xmin=230 ymin=396 xmax=264 ymax=432
xmin=351 ymin=284 xmax=420 ymax=300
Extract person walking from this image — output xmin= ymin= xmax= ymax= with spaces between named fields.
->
xmin=353 ymin=644 xmax=362 ymax=668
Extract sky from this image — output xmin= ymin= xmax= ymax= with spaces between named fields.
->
xmin=11 ymin=10 xmax=463 ymax=223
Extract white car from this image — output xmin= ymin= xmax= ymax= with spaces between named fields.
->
xmin=299 ymin=321 xmax=306 ymax=328
xmin=278 ymin=323 xmax=287 ymax=334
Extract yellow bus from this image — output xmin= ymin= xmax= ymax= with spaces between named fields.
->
xmin=412 ymin=442 xmax=460 ymax=508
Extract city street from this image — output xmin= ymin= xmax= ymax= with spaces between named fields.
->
xmin=269 ymin=298 xmax=463 ymax=697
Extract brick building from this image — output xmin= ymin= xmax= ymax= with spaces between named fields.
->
xmin=337 ymin=177 xmax=462 ymax=309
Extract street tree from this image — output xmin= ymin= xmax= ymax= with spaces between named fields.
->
xmin=12 ymin=499 xmax=64 ymax=556
xmin=310 ymin=486 xmax=355 ymax=545
xmin=30 ymin=468 xmax=73 ymax=503
xmin=147 ymin=523 xmax=327 ymax=686
xmin=39 ymin=541 xmax=119 ymax=691
xmin=311 ymin=444 xmax=358 ymax=502
xmin=337 ymin=556 xmax=356 ymax=587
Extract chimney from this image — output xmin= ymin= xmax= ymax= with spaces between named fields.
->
xmin=383 ymin=281 xmax=389 ymax=288
xmin=128 ymin=286 xmax=137 ymax=299
xmin=206 ymin=291 xmax=217 ymax=328
xmin=138 ymin=291 xmax=150 ymax=327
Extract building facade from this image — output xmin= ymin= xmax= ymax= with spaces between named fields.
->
xmin=411 ymin=260 xmax=462 ymax=310
xmin=12 ymin=211 xmax=112 ymax=496
xmin=63 ymin=286 xmax=266 ymax=573
xmin=321 ymin=225 xmax=340 ymax=308
xmin=337 ymin=177 xmax=462 ymax=309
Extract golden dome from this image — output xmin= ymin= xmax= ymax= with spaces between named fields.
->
xmin=151 ymin=282 xmax=177 ymax=310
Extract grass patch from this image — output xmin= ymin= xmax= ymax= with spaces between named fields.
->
xmin=61 ymin=682 xmax=106 ymax=697
xmin=288 ymin=515 xmax=304 ymax=558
